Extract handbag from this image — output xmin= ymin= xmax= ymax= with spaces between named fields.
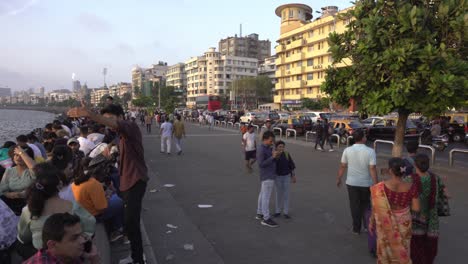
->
xmin=432 ymin=173 xmax=450 ymax=217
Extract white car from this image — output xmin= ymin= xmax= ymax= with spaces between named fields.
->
xmin=302 ymin=112 xmax=333 ymax=123
xmin=278 ymin=112 xmax=290 ymax=120
xmin=240 ymin=112 xmax=257 ymax=123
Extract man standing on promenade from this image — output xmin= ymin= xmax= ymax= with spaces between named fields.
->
xmin=256 ymin=131 xmax=280 ymax=228
xmin=336 ymin=129 xmax=377 ymax=234
xmin=68 ymin=102 xmax=148 ymax=264
xmin=259 ymin=119 xmax=273 ymax=141
xmin=160 ymin=118 xmax=173 ymax=155
xmin=173 ymin=115 xmax=186 ymax=155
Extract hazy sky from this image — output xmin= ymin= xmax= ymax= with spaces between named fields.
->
xmin=1 ymin=0 xmax=352 ymax=91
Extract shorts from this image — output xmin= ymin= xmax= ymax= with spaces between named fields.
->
xmin=245 ymin=150 xmax=256 ymax=161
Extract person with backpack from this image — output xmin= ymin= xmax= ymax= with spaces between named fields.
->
xmin=273 ymin=141 xmax=296 ymax=219
xmin=322 ymin=118 xmax=334 ymax=152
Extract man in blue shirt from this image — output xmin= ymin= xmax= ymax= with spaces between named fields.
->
xmin=256 ymin=131 xmax=280 ymax=227
xmin=337 ymin=129 xmax=377 ymax=234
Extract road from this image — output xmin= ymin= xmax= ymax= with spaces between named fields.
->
xmin=140 ymin=122 xmax=467 ymax=264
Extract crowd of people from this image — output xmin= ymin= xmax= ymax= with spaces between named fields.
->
xmin=0 ymin=100 xmax=148 ymax=264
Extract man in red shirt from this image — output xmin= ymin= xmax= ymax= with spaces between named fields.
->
xmin=24 ymin=213 xmax=99 ymax=264
xmin=68 ymin=103 xmax=148 ymax=264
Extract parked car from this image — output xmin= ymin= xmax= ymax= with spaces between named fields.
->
xmin=361 ymin=117 xmax=384 ymax=128
xmin=273 ymin=118 xmax=305 ymax=136
xmin=267 ymin=112 xmax=281 ymax=123
xmin=302 ymin=112 xmax=333 ymax=123
xmin=278 ymin=112 xmax=290 ymax=121
xmin=240 ymin=112 xmax=257 ymax=123
xmin=292 ymin=115 xmax=313 ymax=131
xmin=330 ymin=119 xmax=366 ymax=144
xmin=366 ymin=118 xmax=419 ymax=141
xmin=442 ymin=123 xmax=466 ymax=142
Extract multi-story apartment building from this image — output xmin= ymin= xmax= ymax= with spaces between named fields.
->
xmin=48 ymin=89 xmax=73 ymax=103
xmin=258 ymin=55 xmax=277 ymax=84
xmin=274 ymin=4 xmax=351 ymax=109
xmin=185 ymin=47 xmax=258 ymax=109
xmin=131 ymin=61 xmax=168 ymax=98
xmin=219 ymin=33 xmax=271 ymax=61
xmin=90 ymin=88 xmax=109 ymax=106
xmin=167 ymin=63 xmax=187 ymax=106
xmin=109 ymin=82 xmax=132 ymax=98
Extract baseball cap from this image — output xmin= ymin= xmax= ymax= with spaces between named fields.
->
xmin=67 ymin=138 xmax=79 ymax=145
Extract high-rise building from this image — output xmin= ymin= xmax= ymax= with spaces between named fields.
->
xmin=38 ymin=87 xmax=45 ymax=96
xmin=167 ymin=63 xmax=187 ymax=107
xmin=131 ymin=61 xmax=168 ymax=98
xmin=185 ymin=47 xmax=258 ymax=109
xmin=73 ymin=80 xmax=81 ymax=92
xmin=219 ymin=33 xmax=271 ymax=61
xmin=274 ymin=4 xmax=350 ymax=109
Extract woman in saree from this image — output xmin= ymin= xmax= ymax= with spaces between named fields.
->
xmin=411 ymin=154 xmax=444 ymax=264
xmin=369 ymin=158 xmax=420 ymax=264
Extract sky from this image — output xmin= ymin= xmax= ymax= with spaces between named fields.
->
xmin=0 ymin=0 xmax=352 ymax=91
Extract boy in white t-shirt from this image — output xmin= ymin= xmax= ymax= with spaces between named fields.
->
xmin=242 ymin=125 xmax=257 ymax=173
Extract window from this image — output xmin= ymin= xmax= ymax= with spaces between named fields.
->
xmin=289 ymin=9 xmax=294 ymax=18
xmin=308 ymin=45 xmax=314 ymax=52
xmin=217 ymin=81 xmax=224 ymax=86
xmin=296 ymin=61 xmax=302 ymax=67
xmin=250 ymin=69 xmax=256 ymax=73
xmin=296 ymin=89 xmax=301 ymax=94
xmin=286 ymin=77 xmax=291 ymax=82
xmin=307 ymin=59 xmax=313 ymax=66
xmin=329 ymin=24 xmax=335 ymax=32
xmin=308 ymin=30 xmax=314 ymax=38
xmin=328 ymin=55 xmax=334 ymax=63
xmin=285 ymin=90 xmax=290 ymax=95
xmin=319 ymin=56 xmax=324 ymax=64
xmin=226 ymin=74 xmax=231 ymax=79
xmin=286 ymin=64 xmax=290 ymax=70
xmin=307 ymin=88 xmax=312 ymax=94
xmin=307 ymin=73 xmax=313 ymax=80
xmin=296 ymin=75 xmax=302 ymax=81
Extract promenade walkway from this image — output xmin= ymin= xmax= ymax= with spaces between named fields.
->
xmin=137 ymin=122 xmax=467 ymax=264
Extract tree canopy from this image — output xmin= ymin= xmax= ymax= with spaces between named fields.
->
xmin=322 ymin=0 xmax=467 ymax=156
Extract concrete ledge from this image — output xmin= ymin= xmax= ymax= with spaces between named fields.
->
xmin=94 ymin=223 xmax=111 ymax=264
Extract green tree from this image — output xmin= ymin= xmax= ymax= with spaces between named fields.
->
xmin=132 ymin=96 xmax=154 ymax=107
xmin=322 ymin=0 xmax=467 ymax=156
xmin=230 ymin=76 xmax=274 ymax=109
xmin=122 ymin=92 xmax=132 ymax=108
xmin=133 ymin=86 xmax=141 ymax=97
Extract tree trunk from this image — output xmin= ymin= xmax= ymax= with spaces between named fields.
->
xmin=392 ymin=111 xmax=409 ymax=157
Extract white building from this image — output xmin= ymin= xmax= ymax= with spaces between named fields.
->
xmin=185 ymin=47 xmax=258 ymax=108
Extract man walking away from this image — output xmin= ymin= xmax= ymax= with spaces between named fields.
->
xmin=322 ymin=118 xmax=334 ymax=152
xmin=256 ymin=131 xmax=280 ymax=228
xmin=145 ymin=114 xmax=152 ymax=134
xmin=242 ymin=125 xmax=257 ymax=173
xmin=337 ymin=130 xmax=377 ymax=234
xmin=160 ymin=118 xmax=173 ymax=155
xmin=314 ymin=120 xmax=324 ymax=151
xmin=259 ymin=120 xmax=273 ymax=141
xmin=67 ymin=103 xmax=148 ymax=264
xmin=173 ymin=115 xmax=186 ymax=155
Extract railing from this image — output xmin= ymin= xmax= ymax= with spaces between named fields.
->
xmin=215 ymin=120 xmax=221 ymax=126
xmin=234 ymin=123 xmax=241 ymax=129
xmin=374 ymin=140 xmax=394 ymax=152
xmin=347 ymin=136 xmax=353 ymax=147
xmin=305 ymin=131 xmax=316 ymax=142
xmin=273 ymin=127 xmax=283 ymax=138
xmin=418 ymin=144 xmax=435 ymax=165
xmin=449 ymin=148 xmax=468 ymax=167
xmin=286 ymin=129 xmax=297 ymax=140
xmin=221 ymin=121 xmax=227 ymax=127
xmin=331 ymin=134 xmax=341 ymax=149
xmin=227 ymin=122 xmax=234 ymax=127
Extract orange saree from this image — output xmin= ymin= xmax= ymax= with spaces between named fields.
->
xmin=370 ymin=182 xmax=412 ymax=264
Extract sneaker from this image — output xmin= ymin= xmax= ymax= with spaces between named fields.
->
xmin=317 ymin=147 xmax=323 ymax=151
xmin=261 ymin=218 xmax=279 ymax=227
xmin=329 ymin=149 xmax=334 ymax=152
xmin=255 ymin=214 xmax=263 ymax=220
xmin=272 ymin=213 xmax=281 ymax=218
xmin=122 ymin=236 xmax=130 ymax=245
xmin=283 ymin=214 xmax=291 ymax=219
xmin=110 ymin=231 xmax=124 ymax=243
xmin=352 ymin=230 xmax=360 ymax=235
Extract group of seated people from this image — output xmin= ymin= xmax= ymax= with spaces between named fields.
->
xmin=0 ymin=118 xmax=124 ymax=263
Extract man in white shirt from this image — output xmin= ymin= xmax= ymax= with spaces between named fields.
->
xmin=336 ymin=130 xmax=378 ymax=234
xmin=77 ymin=126 xmax=96 ymax=156
xmin=242 ymin=125 xmax=257 ymax=172
xmin=160 ymin=118 xmax=173 ymax=155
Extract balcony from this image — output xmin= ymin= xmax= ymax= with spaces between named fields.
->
xmin=274 ymin=95 xmax=283 ymax=103
xmin=284 ymin=53 xmax=303 ymax=63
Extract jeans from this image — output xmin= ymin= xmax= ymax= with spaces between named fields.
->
xmin=146 ymin=124 xmax=151 ymax=133
xmin=121 ymin=180 xmax=147 ymax=264
xmin=322 ymin=135 xmax=333 ymax=149
xmin=314 ymin=135 xmax=324 ymax=149
xmin=257 ymin=179 xmax=275 ymax=220
xmin=161 ymin=136 xmax=172 ymax=153
xmin=346 ymin=185 xmax=371 ymax=233
xmin=174 ymin=137 xmax=183 ymax=152
xmin=275 ymin=175 xmax=291 ymax=214
xmin=96 ymin=194 xmax=124 ymax=231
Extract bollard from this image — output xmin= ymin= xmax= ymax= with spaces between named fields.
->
xmin=285 ymin=129 xmax=297 ymax=140
xmin=418 ymin=144 xmax=436 ymax=165
xmin=347 ymin=136 xmax=353 ymax=147
xmin=373 ymin=140 xmax=394 ymax=153
xmin=449 ymin=148 xmax=468 ymax=167
xmin=331 ymin=134 xmax=341 ymax=149
xmin=273 ymin=127 xmax=283 ymax=138
xmin=252 ymin=125 xmax=260 ymax=134
xmin=227 ymin=122 xmax=234 ymax=127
